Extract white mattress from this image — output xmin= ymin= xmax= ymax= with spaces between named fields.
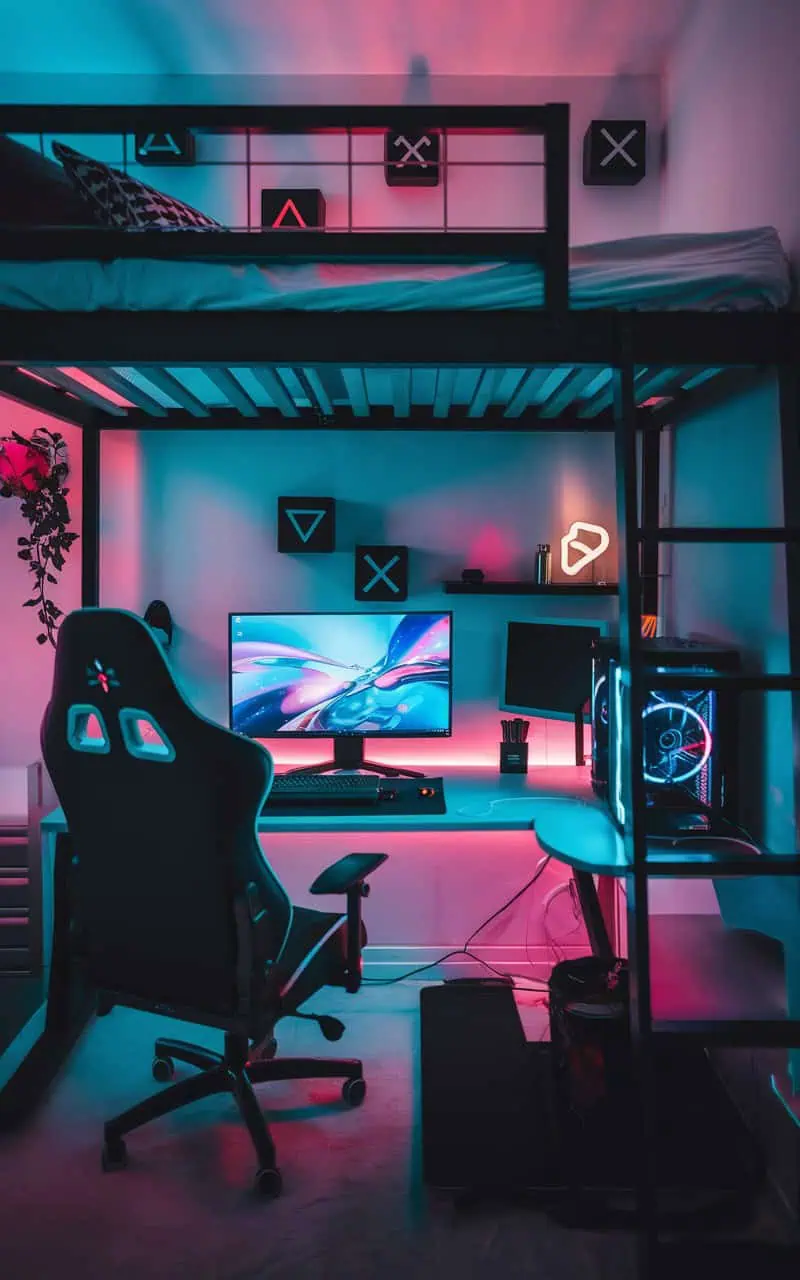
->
xmin=0 ymin=227 xmax=790 ymax=313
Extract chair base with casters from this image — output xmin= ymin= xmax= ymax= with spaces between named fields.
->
xmin=101 ymin=1030 xmax=367 ymax=1197
xmin=95 ymin=851 xmax=387 ymax=1195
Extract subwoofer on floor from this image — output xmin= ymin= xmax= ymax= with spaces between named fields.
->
xmin=419 ymin=981 xmax=561 ymax=1194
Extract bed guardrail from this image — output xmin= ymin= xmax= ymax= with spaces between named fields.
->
xmin=0 ymin=102 xmax=570 ymax=310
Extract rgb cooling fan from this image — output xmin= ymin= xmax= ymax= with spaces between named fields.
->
xmin=642 ymin=695 xmax=713 ymax=786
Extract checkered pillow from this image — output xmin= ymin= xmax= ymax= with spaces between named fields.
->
xmin=52 ymin=142 xmax=223 ymax=231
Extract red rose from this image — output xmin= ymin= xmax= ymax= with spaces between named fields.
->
xmin=0 ymin=439 xmax=51 ymax=496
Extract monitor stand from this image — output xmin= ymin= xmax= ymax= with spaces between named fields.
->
xmin=285 ymin=737 xmax=424 ymax=779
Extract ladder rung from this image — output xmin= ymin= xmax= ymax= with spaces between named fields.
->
xmin=638 ymin=526 xmax=800 ymax=543
xmin=626 ymin=672 xmax=800 ymax=692
xmin=653 ymin=1019 xmax=800 ymax=1048
xmin=638 ymin=853 xmax=800 ymax=877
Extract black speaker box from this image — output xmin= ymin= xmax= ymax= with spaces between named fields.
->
xmin=419 ymin=982 xmax=560 ymax=1192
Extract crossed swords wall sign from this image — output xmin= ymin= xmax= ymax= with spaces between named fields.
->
xmin=355 ymin=546 xmax=409 ymax=601
xmin=385 ymin=130 xmax=440 ymax=187
xmin=583 ymin=119 xmax=647 ymax=186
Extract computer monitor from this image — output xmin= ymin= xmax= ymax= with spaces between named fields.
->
xmin=229 ymin=611 xmax=452 ymax=777
xmin=504 ymin=621 xmax=601 ymax=719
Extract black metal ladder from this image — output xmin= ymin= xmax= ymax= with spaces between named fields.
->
xmin=613 ymin=356 xmax=800 ymax=1276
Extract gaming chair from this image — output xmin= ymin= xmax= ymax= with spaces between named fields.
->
xmin=40 ymin=607 xmax=387 ymax=1197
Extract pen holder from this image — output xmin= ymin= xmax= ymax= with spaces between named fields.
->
xmin=500 ymin=742 xmax=529 ymax=774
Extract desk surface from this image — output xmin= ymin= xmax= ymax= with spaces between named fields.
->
xmin=42 ymin=764 xmax=788 ymax=879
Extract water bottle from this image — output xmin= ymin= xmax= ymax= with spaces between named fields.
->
xmin=535 ymin=543 xmax=552 ymax=585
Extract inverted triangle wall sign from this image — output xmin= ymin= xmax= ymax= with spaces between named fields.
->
xmin=277 ymin=495 xmax=335 ymax=552
xmin=286 ymin=508 xmax=326 ymax=543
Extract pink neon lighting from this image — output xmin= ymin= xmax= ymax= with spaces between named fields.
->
xmin=642 ymin=701 xmax=712 ymax=785
xmin=62 ymin=368 xmax=133 ymax=408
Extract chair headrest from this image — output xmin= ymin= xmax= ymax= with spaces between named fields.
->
xmin=49 ymin=607 xmax=182 ymax=720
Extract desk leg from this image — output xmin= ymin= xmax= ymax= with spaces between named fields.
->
xmin=571 ymin=870 xmax=615 ymax=961
xmin=595 ymin=875 xmax=619 ymax=956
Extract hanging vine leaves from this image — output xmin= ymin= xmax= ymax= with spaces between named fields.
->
xmin=0 ymin=426 xmax=79 ymax=646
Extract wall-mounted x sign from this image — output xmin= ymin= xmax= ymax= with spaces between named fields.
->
xmin=277 ymin=496 xmax=336 ymax=553
xmin=355 ymin=545 xmax=409 ymax=601
xmin=583 ymin=119 xmax=647 ymax=186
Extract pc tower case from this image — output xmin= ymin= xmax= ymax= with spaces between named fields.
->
xmin=591 ymin=638 xmax=739 ymax=829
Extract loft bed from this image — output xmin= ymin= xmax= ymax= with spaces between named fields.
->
xmin=0 ymin=102 xmax=799 ymax=1247
xmin=0 ymin=102 xmax=797 ymax=604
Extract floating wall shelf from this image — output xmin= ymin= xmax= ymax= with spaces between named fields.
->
xmin=443 ymin=581 xmax=619 ymax=596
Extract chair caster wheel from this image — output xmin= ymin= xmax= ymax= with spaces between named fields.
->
xmin=254 ymin=1166 xmax=283 ymax=1198
xmin=152 ymin=1056 xmax=175 ymax=1083
xmin=101 ymin=1137 xmax=128 ymax=1173
xmin=342 ymin=1077 xmax=366 ymax=1107
xmin=319 ymin=1015 xmax=345 ymax=1042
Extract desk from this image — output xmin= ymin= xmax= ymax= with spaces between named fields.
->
xmin=38 ymin=765 xmax=614 ymax=985
xmin=38 ymin=767 xmax=798 ymax=1056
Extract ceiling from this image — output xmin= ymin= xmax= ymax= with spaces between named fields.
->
xmin=0 ymin=0 xmax=695 ymax=78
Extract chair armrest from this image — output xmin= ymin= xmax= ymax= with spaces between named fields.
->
xmin=309 ymin=853 xmax=387 ymax=994
xmin=309 ymin=852 xmax=387 ymax=896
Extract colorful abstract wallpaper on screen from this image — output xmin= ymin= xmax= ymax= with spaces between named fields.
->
xmin=230 ymin=612 xmax=451 ymax=738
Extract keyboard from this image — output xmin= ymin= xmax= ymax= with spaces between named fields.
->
xmin=264 ymin=772 xmax=381 ymax=808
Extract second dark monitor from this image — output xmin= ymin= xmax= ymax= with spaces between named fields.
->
xmin=504 ymin=621 xmax=601 ymax=717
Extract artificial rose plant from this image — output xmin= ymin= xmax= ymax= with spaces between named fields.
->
xmin=0 ymin=426 xmax=79 ymax=646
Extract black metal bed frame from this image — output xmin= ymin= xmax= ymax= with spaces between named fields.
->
xmin=1 ymin=100 xmax=799 ymax=1271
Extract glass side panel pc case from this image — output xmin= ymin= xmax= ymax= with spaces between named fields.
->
xmin=229 ymin=611 xmax=452 ymax=740
xmin=593 ymin=638 xmax=740 ymax=827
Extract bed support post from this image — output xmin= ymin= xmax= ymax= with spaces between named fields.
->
xmin=613 ymin=325 xmax=658 ymax=1272
xmin=640 ymin=425 xmax=661 ymax=624
xmin=778 ymin=364 xmax=800 ymax=1096
xmin=778 ymin=365 xmax=800 ymax=854
xmin=543 ymin=103 xmax=570 ymax=313
xmin=81 ymin=424 xmax=100 ymax=607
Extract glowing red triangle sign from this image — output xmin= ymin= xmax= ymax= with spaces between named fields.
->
xmin=272 ymin=199 xmax=307 ymax=228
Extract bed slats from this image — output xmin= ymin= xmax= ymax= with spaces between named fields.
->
xmin=24 ymin=367 xmax=128 ymax=417
xmin=137 ymin=368 xmax=211 ymax=417
xmin=250 ymin=367 xmax=300 ymax=418
xmin=0 ymin=360 xmax=755 ymax=430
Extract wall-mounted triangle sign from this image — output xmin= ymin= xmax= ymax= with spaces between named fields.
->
xmin=261 ymin=188 xmax=326 ymax=229
xmin=134 ymin=128 xmax=195 ymax=165
xmin=273 ymin=199 xmax=306 ymax=228
xmin=277 ymin=496 xmax=335 ymax=553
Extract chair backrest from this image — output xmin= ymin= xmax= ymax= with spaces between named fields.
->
xmin=41 ymin=608 xmax=292 ymax=1018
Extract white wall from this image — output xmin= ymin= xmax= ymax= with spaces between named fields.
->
xmin=0 ymin=400 xmax=82 ymax=769
xmin=90 ymin=425 xmax=620 ymax=961
xmin=0 ymin=1 xmax=691 ymax=78
xmin=100 ymin=427 xmax=617 ymax=768
xmin=662 ymin=0 xmax=800 ymax=270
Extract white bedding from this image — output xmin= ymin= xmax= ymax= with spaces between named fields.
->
xmin=0 ymin=227 xmax=790 ymax=312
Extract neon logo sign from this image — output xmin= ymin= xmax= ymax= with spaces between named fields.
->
xmin=561 ymin=521 xmax=610 ymax=577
